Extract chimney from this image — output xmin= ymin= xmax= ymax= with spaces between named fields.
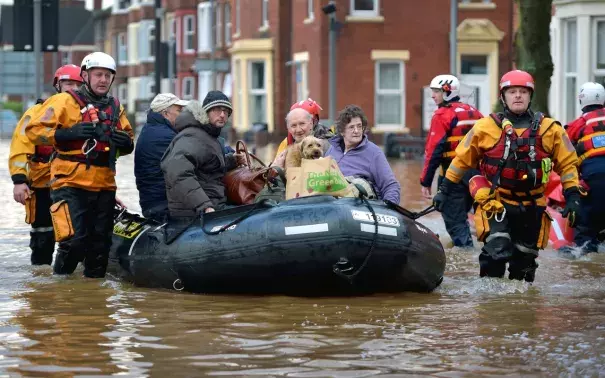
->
xmin=94 ymin=0 xmax=102 ymax=10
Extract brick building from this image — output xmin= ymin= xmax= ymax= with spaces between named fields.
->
xmin=231 ymin=0 xmax=517 ymax=139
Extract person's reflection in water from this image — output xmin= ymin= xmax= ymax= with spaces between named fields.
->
xmin=9 ymin=279 xmax=150 ymax=377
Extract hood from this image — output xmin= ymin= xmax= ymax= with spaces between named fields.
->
xmin=174 ymin=100 xmax=209 ymax=132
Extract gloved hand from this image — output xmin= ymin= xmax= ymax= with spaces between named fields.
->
xmin=473 ymin=187 xmax=504 ymax=214
xmin=562 ymin=187 xmax=581 ymax=227
xmin=433 ymin=177 xmax=455 ymax=212
xmin=110 ymin=130 xmax=133 ymax=148
xmin=54 ymin=123 xmax=96 ymax=142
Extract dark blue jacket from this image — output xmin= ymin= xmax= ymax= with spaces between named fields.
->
xmin=135 ymin=111 xmax=176 ymax=218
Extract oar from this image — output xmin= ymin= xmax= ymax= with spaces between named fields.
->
xmin=384 ymin=200 xmax=436 ymax=220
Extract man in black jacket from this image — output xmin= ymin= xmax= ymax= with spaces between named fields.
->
xmin=161 ymin=91 xmax=244 ymax=218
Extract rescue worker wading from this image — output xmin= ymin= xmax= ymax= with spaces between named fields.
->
xmin=433 ymin=70 xmax=581 ymax=282
xmin=25 ymin=52 xmax=134 ymax=278
xmin=421 ymin=74 xmax=483 ymax=248
xmin=565 ymin=82 xmax=605 ymax=253
xmin=9 ymin=64 xmax=84 ymax=265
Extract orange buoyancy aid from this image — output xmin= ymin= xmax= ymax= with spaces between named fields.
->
xmin=54 ymin=89 xmax=124 ymax=169
xmin=573 ymin=108 xmax=605 ymax=163
xmin=479 ymin=112 xmax=552 ymax=194
xmin=442 ymin=102 xmax=482 ymax=160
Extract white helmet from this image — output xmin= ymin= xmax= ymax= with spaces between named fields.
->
xmin=80 ymin=53 xmax=93 ymax=71
xmin=578 ymin=82 xmax=605 ymax=108
xmin=83 ymin=52 xmax=116 ymax=74
xmin=430 ymin=74 xmax=460 ymax=102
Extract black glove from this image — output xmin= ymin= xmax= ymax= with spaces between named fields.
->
xmin=433 ymin=177 xmax=455 ymax=212
xmin=54 ymin=123 xmax=96 ymax=142
xmin=110 ymin=130 xmax=133 ymax=148
xmin=562 ymin=187 xmax=581 ymax=227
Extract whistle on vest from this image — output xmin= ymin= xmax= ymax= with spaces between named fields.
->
xmin=86 ymin=104 xmax=100 ymax=124
xmin=502 ymin=119 xmax=514 ymax=135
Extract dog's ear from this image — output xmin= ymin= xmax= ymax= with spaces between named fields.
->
xmin=300 ymin=141 xmax=305 ymax=153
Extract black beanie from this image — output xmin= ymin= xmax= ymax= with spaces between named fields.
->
xmin=202 ymin=90 xmax=232 ymax=114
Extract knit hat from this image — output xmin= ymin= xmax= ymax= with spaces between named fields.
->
xmin=202 ymin=90 xmax=232 ymax=115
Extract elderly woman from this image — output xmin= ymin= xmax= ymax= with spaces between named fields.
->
xmin=327 ymin=105 xmax=401 ymax=204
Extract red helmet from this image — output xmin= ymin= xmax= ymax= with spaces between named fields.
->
xmin=290 ymin=98 xmax=323 ymax=122
xmin=53 ymin=64 xmax=84 ymax=88
xmin=499 ymin=70 xmax=535 ymax=92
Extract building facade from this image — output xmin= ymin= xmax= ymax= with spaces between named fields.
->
xmin=550 ymin=0 xmax=605 ymax=123
xmin=232 ymin=0 xmax=516 ymax=140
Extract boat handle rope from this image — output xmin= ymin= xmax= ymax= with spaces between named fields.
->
xmin=201 ymin=199 xmax=277 ymax=236
xmin=384 ymin=200 xmax=435 ymax=220
xmin=333 ymin=184 xmax=379 ymax=284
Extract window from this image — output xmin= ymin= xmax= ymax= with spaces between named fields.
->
xmin=375 ymin=61 xmax=404 ymax=126
xmin=182 ymin=77 xmax=195 ymax=100
xmin=115 ymin=0 xmax=131 ymax=11
xmin=249 ymin=61 xmax=267 ymax=123
xmin=295 ymin=61 xmax=308 ymax=102
xmin=460 ymin=55 xmax=487 ymax=74
xmin=261 ymin=0 xmax=269 ymax=29
xmin=225 ymin=3 xmax=232 ymax=46
xmin=594 ymin=18 xmax=605 ymax=85
xmin=183 ymin=15 xmax=195 ymax=53
xmin=147 ymin=81 xmax=155 ymax=99
xmin=564 ymin=19 xmax=578 ymax=120
xmin=198 ymin=3 xmax=211 ymax=53
xmin=235 ymin=0 xmax=241 ymax=35
xmin=215 ymin=3 xmax=222 ymax=48
xmin=198 ymin=71 xmax=212 ymax=100
xmin=117 ymin=32 xmax=127 ymax=64
xmin=149 ymin=26 xmax=155 ymax=59
xmin=60 ymin=51 xmax=71 ymax=66
xmin=307 ymin=0 xmax=314 ymax=20
xmin=350 ymin=0 xmax=379 ymax=17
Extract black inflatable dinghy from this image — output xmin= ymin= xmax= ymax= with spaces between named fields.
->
xmin=107 ymin=195 xmax=445 ymax=295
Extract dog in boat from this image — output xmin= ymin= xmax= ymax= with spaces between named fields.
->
xmin=285 ymin=135 xmax=325 ymax=169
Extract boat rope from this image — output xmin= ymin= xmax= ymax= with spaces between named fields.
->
xmin=333 ymin=184 xmax=379 ymax=284
xmin=201 ymin=199 xmax=277 ymax=236
xmin=384 ymin=200 xmax=435 ymax=220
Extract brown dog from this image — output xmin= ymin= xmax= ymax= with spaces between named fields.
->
xmin=285 ymin=135 xmax=325 ymax=169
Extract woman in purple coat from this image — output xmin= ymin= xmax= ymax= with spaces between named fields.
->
xmin=326 ymin=105 xmax=401 ymax=204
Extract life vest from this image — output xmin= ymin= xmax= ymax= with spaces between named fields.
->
xmin=573 ymin=108 xmax=605 ymax=164
xmin=442 ymin=102 xmax=482 ymax=160
xmin=55 ymin=89 xmax=123 ymax=168
xmin=479 ymin=112 xmax=553 ymax=194
xmin=31 ymin=145 xmax=54 ymax=163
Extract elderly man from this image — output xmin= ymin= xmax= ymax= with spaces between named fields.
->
xmin=135 ymin=93 xmax=188 ymax=221
xmin=272 ymin=107 xmax=317 ymax=168
xmin=161 ymin=90 xmax=245 ymax=218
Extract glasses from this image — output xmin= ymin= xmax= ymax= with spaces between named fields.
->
xmin=211 ymin=107 xmax=230 ymax=115
xmin=345 ymin=124 xmax=363 ymax=132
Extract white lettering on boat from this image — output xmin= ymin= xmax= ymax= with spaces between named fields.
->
xmin=351 ymin=210 xmax=400 ymax=227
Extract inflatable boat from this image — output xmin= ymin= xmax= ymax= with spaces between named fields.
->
xmin=107 ymin=195 xmax=446 ymax=296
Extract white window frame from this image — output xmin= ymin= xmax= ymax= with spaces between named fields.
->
xmin=215 ymin=3 xmax=222 ymax=48
xmin=563 ymin=18 xmax=578 ymax=121
xmin=350 ymin=0 xmax=379 ymax=17
xmin=261 ymin=0 xmax=269 ymax=29
xmin=182 ymin=77 xmax=195 ymax=100
xmin=197 ymin=3 xmax=211 ymax=53
xmin=592 ymin=17 xmax=605 ymax=84
xmin=148 ymin=25 xmax=155 ymax=60
xmin=225 ymin=3 xmax=232 ymax=46
xmin=307 ymin=0 xmax=314 ymax=21
xmin=374 ymin=60 xmax=405 ymax=128
xmin=248 ymin=60 xmax=267 ymax=123
xmin=234 ymin=59 xmax=242 ymax=125
xmin=117 ymin=32 xmax=127 ymax=65
xmin=183 ymin=14 xmax=195 ymax=53
xmin=235 ymin=0 xmax=241 ymax=35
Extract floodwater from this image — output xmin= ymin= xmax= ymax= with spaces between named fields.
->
xmin=1 ymin=140 xmax=604 ymax=377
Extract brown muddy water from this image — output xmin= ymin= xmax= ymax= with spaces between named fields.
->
xmin=1 ymin=140 xmax=604 ymax=377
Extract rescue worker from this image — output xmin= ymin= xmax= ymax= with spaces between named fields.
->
xmin=420 ymin=74 xmax=483 ymax=248
xmin=25 ymin=52 xmax=134 ymax=278
xmin=9 ymin=64 xmax=83 ymax=265
xmin=564 ymin=82 xmax=605 ymax=253
xmin=433 ymin=70 xmax=581 ymax=282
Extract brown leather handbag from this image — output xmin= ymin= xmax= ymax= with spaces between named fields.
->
xmin=223 ymin=140 xmax=271 ymax=205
